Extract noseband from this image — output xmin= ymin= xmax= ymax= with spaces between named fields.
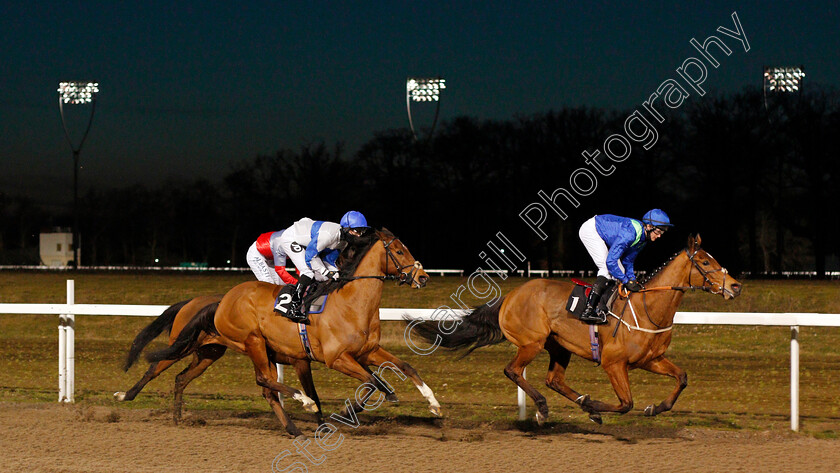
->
xmin=382 ymin=236 xmax=424 ymax=286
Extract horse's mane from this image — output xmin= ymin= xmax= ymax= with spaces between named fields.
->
xmin=638 ymin=248 xmax=687 ymax=285
xmin=304 ymin=227 xmax=391 ymax=302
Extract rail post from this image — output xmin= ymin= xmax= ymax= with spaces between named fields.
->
xmin=276 ymin=363 xmax=284 ymax=406
xmin=791 ymin=325 xmax=799 ymax=431
xmin=59 ymin=280 xmax=75 ymax=402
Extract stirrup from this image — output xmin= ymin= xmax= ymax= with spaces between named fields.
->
xmin=280 ymin=310 xmax=310 ymax=325
xmin=580 ymin=309 xmax=607 ymax=325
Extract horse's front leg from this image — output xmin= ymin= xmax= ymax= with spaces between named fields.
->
xmin=292 ymin=358 xmax=324 ymax=425
xmin=638 ymin=355 xmax=687 ymax=416
xmin=363 ymin=346 xmax=441 ymax=417
xmin=579 ymin=360 xmax=634 ymax=423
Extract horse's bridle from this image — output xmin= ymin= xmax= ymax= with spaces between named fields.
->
xmin=341 ymin=235 xmax=425 ymax=287
xmin=682 ymin=248 xmax=733 ymax=297
xmin=616 ymin=247 xmax=734 ymax=333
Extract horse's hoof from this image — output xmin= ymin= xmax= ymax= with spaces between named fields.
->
xmin=113 ymin=392 xmax=126 ymax=401
xmin=644 ymin=405 xmax=656 ymax=417
xmin=535 ymin=411 xmax=547 ymax=426
xmin=385 ymin=392 xmax=399 ymax=403
xmin=429 ymin=405 xmax=442 ymax=417
xmin=588 ymin=412 xmax=602 ymax=424
xmin=294 ymin=393 xmax=319 ymax=413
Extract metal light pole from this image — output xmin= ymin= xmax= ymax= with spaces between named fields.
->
xmin=406 ymin=77 xmax=445 ymax=141
xmin=58 ymin=81 xmax=99 ymax=268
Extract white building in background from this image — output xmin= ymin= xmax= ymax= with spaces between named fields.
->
xmin=40 ymin=232 xmax=74 ymax=266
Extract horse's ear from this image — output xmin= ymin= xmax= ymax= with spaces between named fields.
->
xmin=687 ymin=233 xmax=696 ymax=252
xmin=695 ymin=234 xmax=702 ymax=247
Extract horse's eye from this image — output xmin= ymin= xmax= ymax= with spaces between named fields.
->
xmin=702 ymin=261 xmax=710 ymax=266
xmin=397 ymin=250 xmax=404 ymax=255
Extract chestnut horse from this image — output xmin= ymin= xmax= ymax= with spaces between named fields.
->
xmin=147 ymin=229 xmax=440 ymax=437
xmin=410 ymin=234 xmax=741 ymax=424
xmin=116 ymin=237 xmax=375 ymax=421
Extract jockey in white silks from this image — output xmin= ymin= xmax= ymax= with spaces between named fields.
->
xmin=276 ymin=210 xmax=370 ymax=323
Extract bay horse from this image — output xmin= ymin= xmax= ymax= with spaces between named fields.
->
xmin=146 ymin=229 xmax=440 ymax=437
xmin=115 ymin=295 xmax=324 ymax=425
xmin=409 ymin=234 xmax=741 ymax=424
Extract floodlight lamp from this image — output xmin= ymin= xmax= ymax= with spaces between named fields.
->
xmin=405 ymin=76 xmax=446 ymax=140
xmin=406 ymin=77 xmax=445 ymax=102
xmin=58 ymin=81 xmax=100 ymax=104
xmin=763 ymin=66 xmax=804 ymax=93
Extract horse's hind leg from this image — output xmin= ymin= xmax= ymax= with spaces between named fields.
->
xmin=172 ymin=343 xmax=227 ymax=424
xmin=364 ymin=346 xmax=442 ymax=417
xmin=543 ymin=338 xmax=603 ymax=424
xmin=504 ymin=342 xmax=548 ymax=425
xmin=114 ymin=358 xmax=178 ymax=402
xmin=639 ymin=355 xmax=687 ymax=416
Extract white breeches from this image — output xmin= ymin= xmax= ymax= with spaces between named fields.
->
xmin=247 ymin=243 xmax=281 ymax=285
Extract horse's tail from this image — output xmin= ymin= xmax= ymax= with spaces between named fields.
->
xmin=123 ymin=299 xmax=190 ymax=372
xmin=144 ymin=301 xmax=219 ymax=363
xmin=406 ymin=297 xmax=507 ymax=356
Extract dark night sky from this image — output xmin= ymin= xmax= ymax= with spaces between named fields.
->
xmin=2 ymin=1 xmax=838 ymax=205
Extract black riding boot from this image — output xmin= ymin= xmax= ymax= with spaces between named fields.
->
xmin=286 ymin=275 xmax=314 ymax=324
xmin=579 ymin=276 xmax=609 ymax=324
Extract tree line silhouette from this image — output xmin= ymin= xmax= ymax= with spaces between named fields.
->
xmin=1 ymin=85 xmax=838 ymax=277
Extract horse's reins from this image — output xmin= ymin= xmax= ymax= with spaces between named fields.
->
xmin=610 ymin=248 xmax=731 ymax=333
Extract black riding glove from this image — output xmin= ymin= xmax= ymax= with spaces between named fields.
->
xmin=625 ymin=280 xmax=643 ymax=292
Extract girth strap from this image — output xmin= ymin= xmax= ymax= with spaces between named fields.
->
xmin=298 ymin=323 xmax=314 ymax=360
xmin=589 ymin=325 xmax=601 ymax=366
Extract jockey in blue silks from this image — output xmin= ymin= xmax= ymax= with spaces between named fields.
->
xmin=577 ymin=209 xmax=673 ymax=324
xmin=276 ymin=210 xmax=370 ymax=323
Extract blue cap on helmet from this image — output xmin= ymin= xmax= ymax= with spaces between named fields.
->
xmin=642 ymin=209 xmax=673 ymax=228
xmin=340 ymin=211 xmax=368 ymax=229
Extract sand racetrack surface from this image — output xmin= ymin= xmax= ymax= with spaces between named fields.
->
xmin=3 ymin=402 xmax=839 ymax=473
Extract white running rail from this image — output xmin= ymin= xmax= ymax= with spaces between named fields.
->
xmin=1 ymin=280 xmax=839 ymax=431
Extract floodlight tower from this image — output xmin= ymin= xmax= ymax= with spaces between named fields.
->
xmin=762 ymin=67 xmax=804 ymax=274
xmin=58 ymin=81 xmax=99 ymax=268
xmin=406 ymin=77 xmax=445 ymax=140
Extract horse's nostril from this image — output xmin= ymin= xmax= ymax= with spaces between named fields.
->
xmin=418 ymin=276 xmax=428 ymax=285
xmin=731 ymin=283 xmax=742 ymax=293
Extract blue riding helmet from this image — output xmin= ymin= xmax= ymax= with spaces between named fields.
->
xmin=642 ymin=209 xmax=673 ymax=230
xmin=340 ymin=210 xmax=368 ymax=229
